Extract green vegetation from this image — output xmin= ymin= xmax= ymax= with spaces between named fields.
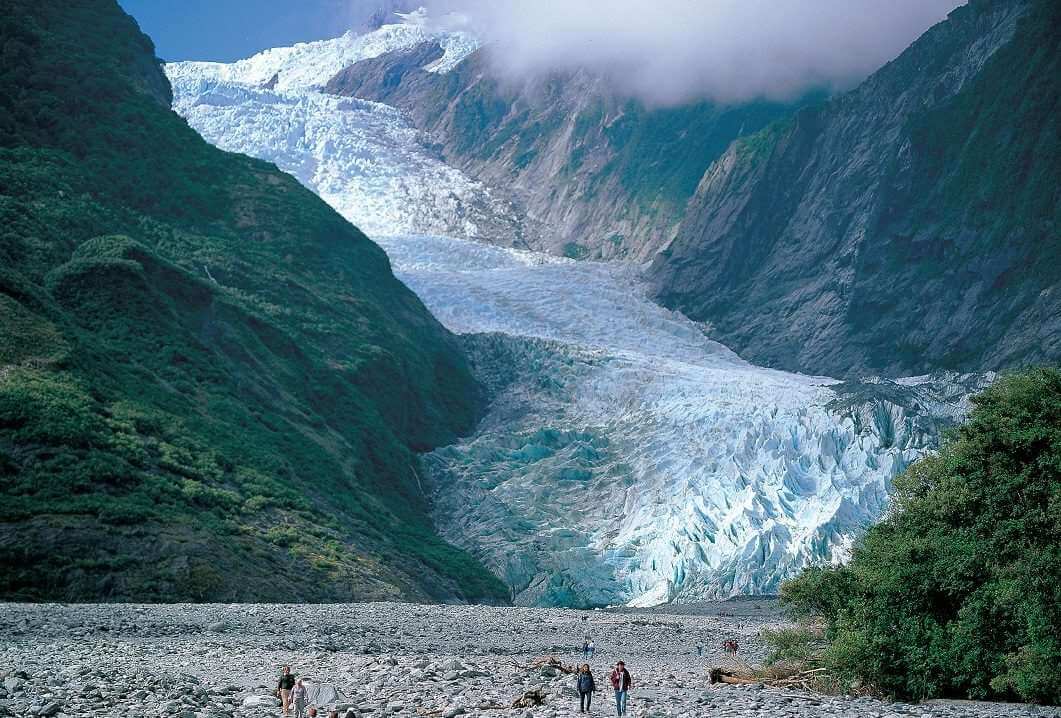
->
xmin=781 ymin=368 xmax=1061 ymax=703
xmin=760 ymin=626 xmax=825 ymax=667
xmin=0 ymin=0 xmax=506 ymax=602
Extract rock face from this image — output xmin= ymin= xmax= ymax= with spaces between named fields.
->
xmin=0 ymin=0 xmax=503 ymax=603
xmin=649 ymin=0 xmax=1060 ymax=378
xmin=326 ymin=45 xmax=805 ymax=259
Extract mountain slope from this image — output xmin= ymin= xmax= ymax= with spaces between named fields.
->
xmin=0 ymin=0 xmax=505 ymax=602
xmin=649 ymin=0 xmax=1060 ymax=378
xmin=326 ymin=45 xmax=807 ymax=259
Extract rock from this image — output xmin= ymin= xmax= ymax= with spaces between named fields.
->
xmin=241 ymin=695 xmax=279 ymax=708
xmin=443 ymin=708 xmax=465 ymax=718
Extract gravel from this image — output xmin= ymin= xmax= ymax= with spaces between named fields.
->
xmin=0 ymin=602 xmax=1056 ymax=718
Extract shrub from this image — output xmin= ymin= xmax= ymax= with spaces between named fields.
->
xmin=781 ymin=368 xmax=1061 ymax=703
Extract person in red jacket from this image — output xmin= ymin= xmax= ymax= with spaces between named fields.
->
xmin=609 ymin=661 xmax=633 ymax=716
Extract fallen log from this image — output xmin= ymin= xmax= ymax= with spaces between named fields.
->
xmin=708 ymin=667 xmax=759 ymax=685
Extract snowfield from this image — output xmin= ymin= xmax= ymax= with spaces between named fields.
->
xmin=168 ymin=18 xmax=987 ymax=606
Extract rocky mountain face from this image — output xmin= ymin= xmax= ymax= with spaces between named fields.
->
xmin=649 ymin=0 xmax=1060 ymax=378
xmin=0 ymin=0 xmax=504 ymax=603
xmin=326 ymin=46 xmax=805 ymax=259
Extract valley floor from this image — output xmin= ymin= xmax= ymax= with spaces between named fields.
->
xmin=0 ymin=603 xmax=1056 ymax=718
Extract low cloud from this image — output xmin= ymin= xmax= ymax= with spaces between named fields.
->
xmin=426 ymin=0 xmax=963 ymax=105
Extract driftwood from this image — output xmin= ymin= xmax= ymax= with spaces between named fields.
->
xmin=708 ymin=660 xmax=830 ymax=692
xmin=524 ymin=656 xmax=578 ymax=674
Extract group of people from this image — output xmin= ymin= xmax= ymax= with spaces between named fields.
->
xmin=581 ymin=638 xmax=596 ymax=659
xmin=276 ymin=666 xmax=355 ymax=718
xmin=575 ymin=661 xmax=633 ymax=716
xmin=277 ymin=658 xmax=638 ymax=717
xmin=722 ymin=639 xmax=740 ymax=654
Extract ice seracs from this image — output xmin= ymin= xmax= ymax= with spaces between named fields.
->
xmin=379 ymin=235 xmax=984 ymax=606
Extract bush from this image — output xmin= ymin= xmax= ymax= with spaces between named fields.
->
xmin=761 ymin=626 xmax=824 ymax=666
xmin=781 ymin=368 xmax=1061 ymax=703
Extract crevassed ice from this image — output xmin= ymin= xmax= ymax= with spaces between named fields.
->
xmin=167 ymin=21 xmax=514 ymax=239
xmin=378 ymin=235 xmax=979 ymax=606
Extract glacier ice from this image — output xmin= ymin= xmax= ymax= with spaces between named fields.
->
xmin=168 ymin=20 xmax=990 ymax=607
xmin=379 ymin=235 xmax=987 ymax=606
xmin=165 ymin=15 xmax=479 ymax=93
xmin=166 ymin=18 xmax=517 ymax=240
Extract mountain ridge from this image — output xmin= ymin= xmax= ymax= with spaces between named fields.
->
xmin=0 ymin=0 xmax=505 ymax=603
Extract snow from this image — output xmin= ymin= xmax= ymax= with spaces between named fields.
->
xmin=167 ymin=21 xmax=984 ymax=606
xmin=165 ymin=13 xmax=478 ymax=93
xmin=167 ymin=19 xmax=512 ymax=240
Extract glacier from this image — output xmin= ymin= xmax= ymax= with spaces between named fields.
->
xmin=168 ymin=17 xmax=989 ymax=606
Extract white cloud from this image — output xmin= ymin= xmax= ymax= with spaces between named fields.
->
xmin=425 ymin=0 xmax=963 ymax=104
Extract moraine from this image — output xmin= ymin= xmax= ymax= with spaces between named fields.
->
xmin=166 ymin=16 xmax=987 ymax=607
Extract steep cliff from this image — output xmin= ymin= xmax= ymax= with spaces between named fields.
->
xmin=650 ymin=0 xmax=1059 ymax=377
xmin=326 ymin=47 xmax=805 ymax=259
xmin=0 ymin=0 xmax=505 ymax=602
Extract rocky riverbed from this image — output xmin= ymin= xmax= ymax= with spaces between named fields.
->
xmin=0 ymin=602 xmax=1056 ymax=718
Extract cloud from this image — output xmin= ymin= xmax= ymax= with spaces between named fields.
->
xmin=425 ymin=0 xmax=964 ymax=105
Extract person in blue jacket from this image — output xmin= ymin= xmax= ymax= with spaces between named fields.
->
xmin=576 ymin=663 xmax=596 ymax=713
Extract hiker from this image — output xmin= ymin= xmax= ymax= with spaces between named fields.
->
xmin=609 ymin=661 xmax=633 ymax=717
xmin=277 ymin=665 xmax=296 ymax=716
xmin=582 ymin=638 xmax=591 ymax=660
xmin=732 ymin=640 xmax=740 ymax=654
xmin=576 ymin=663 xmax=596 ymax=713
xmin=588 ymin=639 xmax=596 ymax=659
xmin=696 ymin=643 xmax=703 ymax=657
xmin=290 ymin=678 xmax=308 ymax=718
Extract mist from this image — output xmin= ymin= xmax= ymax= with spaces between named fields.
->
xmin=424 ymin=0 xmax=964 ymax=105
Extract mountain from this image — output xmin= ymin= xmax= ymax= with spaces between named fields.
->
xmin=163 ymin=18 xmax=524 ymax=242
xmin=164 ymin=15 xmax=995 ymax=606
xmin=326 ymin=44 xmax=808 ymax=259
xmin=649 ymin=0 xmax=1060 ymax=378
xmin=0 ymin=0 xmax=505 ymax=603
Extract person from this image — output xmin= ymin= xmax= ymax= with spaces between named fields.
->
xmin=609 ymin=661 xmax=633 ymax=717
xmin=576 ymin=663 xmax=596 ymax=713
xmin=588 ymin=639 xmax=596 ymax=659
xmin=697 ymin=643 xmax=703 ymax=657
xmin=290 ymin=678 xmax=308 ymax=718
xmin=277 ymin=666 xmax=296 ymax=716
xmin=582 ymin=638 xmax=591 ymax=660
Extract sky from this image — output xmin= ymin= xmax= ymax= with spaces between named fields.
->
xmin=118 ymin=0 xmax=402 ymax=62
xmin=121 ymin=0 xmax=962 ymax=104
